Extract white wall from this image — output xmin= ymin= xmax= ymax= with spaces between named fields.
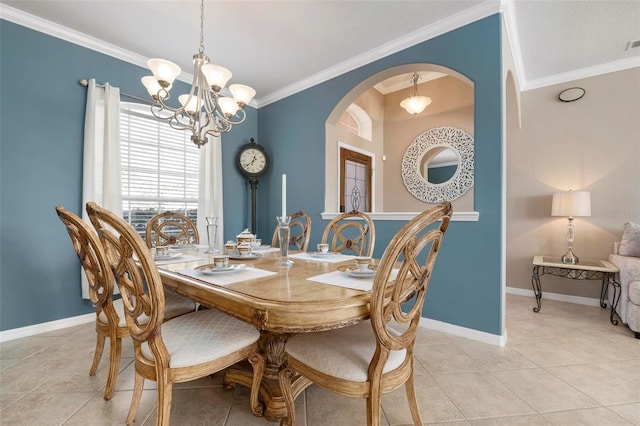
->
xmin=506 ymin=67 xmax=640 ymax=298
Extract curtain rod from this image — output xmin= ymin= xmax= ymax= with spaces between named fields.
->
xmin=79 ymin=79 xmax=151 ymax=105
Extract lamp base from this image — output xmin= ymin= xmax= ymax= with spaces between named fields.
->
xmin=561 ymin=249 xmax=579 ymax=264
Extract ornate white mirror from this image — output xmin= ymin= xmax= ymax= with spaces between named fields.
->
xmin=402 ymin=126 xmax=474 ymax=203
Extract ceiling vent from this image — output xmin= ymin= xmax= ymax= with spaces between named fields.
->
xmin=626 ymin=40 xmax=640 ymax=50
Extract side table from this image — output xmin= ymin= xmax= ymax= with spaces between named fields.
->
xmin=531 ymin=256 xmax=620 ymax=325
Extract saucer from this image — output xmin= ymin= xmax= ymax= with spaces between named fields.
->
xmin=195 ymin=264 xmax=247 ymax=274
xmin=252 ymin=245 xmax=273 ymax=251
xmin=337 ymin=264 xmax=377 ymax=278
xmin=153 ymin=252 xmax=183 ymax=261
xmin=169 ymin=244 xmax=197 ymax=250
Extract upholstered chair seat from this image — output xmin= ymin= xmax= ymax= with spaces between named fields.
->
xmin=140 ymin=308 xmax=260 ymax=369
xmin=285 ymin=321 xmax=406 ymax=382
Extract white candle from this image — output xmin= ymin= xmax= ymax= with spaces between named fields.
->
xmin=282 ymin=173 xmax=287 ymax=219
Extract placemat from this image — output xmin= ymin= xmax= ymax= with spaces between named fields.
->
xmin=175 ymin=266 xmax=277 ymax=286
xmin=289 ymin=252 xmax=355 ymax=264
xmin=155 ymin=254 xmax=205 ymax=265
xmin=307 ymin=269 xmax=399 ymax=292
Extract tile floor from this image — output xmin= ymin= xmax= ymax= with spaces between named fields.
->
xmin=0 ymin=294 xmax=638 ymax=425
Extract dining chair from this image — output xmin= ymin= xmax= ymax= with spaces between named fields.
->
xmin=271 ymin=210 xmax=312 ymax=252
xmin=56 ymin=206 xmax=197 ymax=401
xmin=145 ymin=211 xmax=199 ymax=248
xmin=320 ymin=209 xmax=375 ymax=256
xmin=278 ymin=202 xmax=452 ymax=426
xmin=86 ymin=202 xmax=265 ymax=426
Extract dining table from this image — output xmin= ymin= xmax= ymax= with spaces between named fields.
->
xmin=155 ymin=246 xmax=376 ymax=421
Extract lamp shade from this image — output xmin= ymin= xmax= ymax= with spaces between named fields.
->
xmin=400 ymin=95 xmax=432 ymax=114
xmin=551 ymin=190 xmax=591 ymax=217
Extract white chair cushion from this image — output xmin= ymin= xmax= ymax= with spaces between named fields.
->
xmin=163 ymin=289 xmax=197 ymax=320
xmin=141 ymin=308 xmax=260 ymax=368
xmin=285 ymin=320 xmax=406 ymax=382
xmin=99 ymin=290 xmax=194 ymax=327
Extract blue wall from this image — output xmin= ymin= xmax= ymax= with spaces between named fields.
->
xmin=1 ymin=15 xmax=503 ymax=336
xmin=258 ymin=15 xmax=503 ymax=335
xmin=0 ymin=20 xmax=257 ymax=330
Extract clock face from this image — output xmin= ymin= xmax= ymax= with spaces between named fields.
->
xmin=238 ymin=147 xmax=268 ymax=176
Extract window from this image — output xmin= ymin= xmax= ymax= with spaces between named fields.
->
xmin=120 ymin=103 xmax=200 ymax=237
xmin=339 ymin=110 xmax=360 ymax=136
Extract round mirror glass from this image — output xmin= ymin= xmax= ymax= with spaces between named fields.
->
xmin=419 ymin=147 xmax=459 ymax=184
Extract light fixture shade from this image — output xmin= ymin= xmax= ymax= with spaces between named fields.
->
xmin=218 ymin=97 xmax=240 ymax=116
xmin=229 ymin=84 xmax=256 ymax=106
xmin=178 ymin=94 xmax=200 ymax=114
xmin=551 ymin=190 xmax=591 ymax=217
xmin=141 ymin=76 xmax=169 ymax=98
xmin=201 ymin=64 xmax=232 ymax=91
xmin=400 ymin=95 xmax=432 ymax=114
xmin=147 ymin=58 xmax=181 ymax=86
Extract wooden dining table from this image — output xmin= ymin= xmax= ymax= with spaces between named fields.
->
xmin=156 ymin=248 xmax=374 ymax=421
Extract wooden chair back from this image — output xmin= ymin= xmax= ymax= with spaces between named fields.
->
xmin=369 ymin=201 xmax=451 ymax=380
xmin=272 ymin=210 xmax=312 ymax=252
xmin=145 ymin=211 xmax=199 ymax=248
xmin=88 ymin=202 xmax=166 ymax=344
xmin=321 ymin=210 xmax=375 ymax=256
xmin=56 ymin=205 xmax=125 ymax=400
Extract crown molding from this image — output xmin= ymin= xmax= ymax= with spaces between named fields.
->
xmin=523 ymin=56 xmax=640 ymax=91
xmin=257 ymin=0 xmax=502 ymax=107
xmin=500 ymin=0 xmax=526 ymax=90
xmin=0 ymin=4 xmax=259 ymax=109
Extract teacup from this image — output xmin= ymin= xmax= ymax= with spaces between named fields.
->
xmin=213 ymin=255 xmax=229 ymax=269
xmin=156 ymin=246 xmax=169 ymax=257
xmin=317 ymin=243 xmax=329 ymax=254
xmin=253 ymin=239 xmax=262 ymax=249
xmin=355 ymin=256 xmax=372 ymax=272
xmin=237 ymin=242 xmax=253 ymax=257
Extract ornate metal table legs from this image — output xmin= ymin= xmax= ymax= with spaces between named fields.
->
xmin=607 ymin=276 xmax=621 ymax=326
xmin=531 ymin=265 xmax=542 ymax=313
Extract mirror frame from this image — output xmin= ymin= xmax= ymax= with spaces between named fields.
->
xmin=401 ymin=126 xmax=474 ymax=203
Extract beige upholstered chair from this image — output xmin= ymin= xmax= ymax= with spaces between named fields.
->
xmin=272 ymin=210 xmax=312 ymax=252
xmin=321 ymin=210 xmax=375 ymax=256
xmin=86 ymin=202 xmax=265 ymax=426
xmin=145 ymin=211 xmax=199 ymax=248
xmin=56 ymin=206 xmax=196 ymax=401
xmin=279 ymin=202 xmax=452 ymax=426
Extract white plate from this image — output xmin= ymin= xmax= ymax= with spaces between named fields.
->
xmin=337 ymin=264 xmax=377 ymax=278
xmin=252 ymin=245 xmax=273 ymax=251
xmin=228 ymin=253 xmax=264 ymax=260
xmin=309 ymin=251 xmax=341 ymax=258
xmin=195 ymin=264 xmax=247 ymax=275
xmin=153 ymin=252 xmax=183 ymax=261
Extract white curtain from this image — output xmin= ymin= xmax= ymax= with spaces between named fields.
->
xmin=80 ymin=79 xmax=122 ymax=299
xmin=197 ymin=134 xmax=224 ymax=251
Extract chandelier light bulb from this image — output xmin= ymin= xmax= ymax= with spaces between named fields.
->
xmin=179 ymin=94 xmax=200 ymax=114
xmin=229 ymin=84 xmax=256 ymax=107
xmin=141 ymin=76 xmax=169 ymax=99
xmin=218 ymin=97 xmax=240 ymax=117
xmin=201 ymin=64 xmax=232 ymax=92
xmin=147 ymin=58 xmax=181 ymax=88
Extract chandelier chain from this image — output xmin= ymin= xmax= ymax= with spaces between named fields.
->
xmin=199 ymin=0 xmax=205 ymax=54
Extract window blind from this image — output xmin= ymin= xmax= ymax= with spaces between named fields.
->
xmin=120 ymin=103 xmax=199 ymax=237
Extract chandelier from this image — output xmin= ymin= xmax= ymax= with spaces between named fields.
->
xmin=141 ymin=0 xmax=255 ymax=148
xmin=400 ymin=73 xmax=432 ymax=115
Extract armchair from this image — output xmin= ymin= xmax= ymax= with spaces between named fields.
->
xmin=608 ymin=222 xmax=640 ymax=338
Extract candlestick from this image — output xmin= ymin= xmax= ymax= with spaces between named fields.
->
xmin=282 ymin=173 xmax=287 ymax=218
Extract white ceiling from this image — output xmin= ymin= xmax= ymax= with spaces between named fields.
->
xmin=2 ymin=0 xmax=639 ymax=106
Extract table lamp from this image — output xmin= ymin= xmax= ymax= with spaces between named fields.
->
xmin=551 ymin=190 xmax=591 ymax=264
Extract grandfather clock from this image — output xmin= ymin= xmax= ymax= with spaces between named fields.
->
xmin=235 ymin=138 xmax=269 ymax=233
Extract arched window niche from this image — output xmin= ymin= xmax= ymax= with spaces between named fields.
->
xmin=324 ymin=64 xmax=479 ymax=222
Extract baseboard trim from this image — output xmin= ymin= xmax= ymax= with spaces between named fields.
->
xmin=0 ymin=313 xmax=95 ymax=343
xmin=506 ymin=286 xmax=602 ymax=307
xmin=419 ymin=317 xmax=506 ymax=347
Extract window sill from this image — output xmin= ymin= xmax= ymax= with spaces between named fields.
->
xmin=321 ymin=211 xmax=479 ymax=221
